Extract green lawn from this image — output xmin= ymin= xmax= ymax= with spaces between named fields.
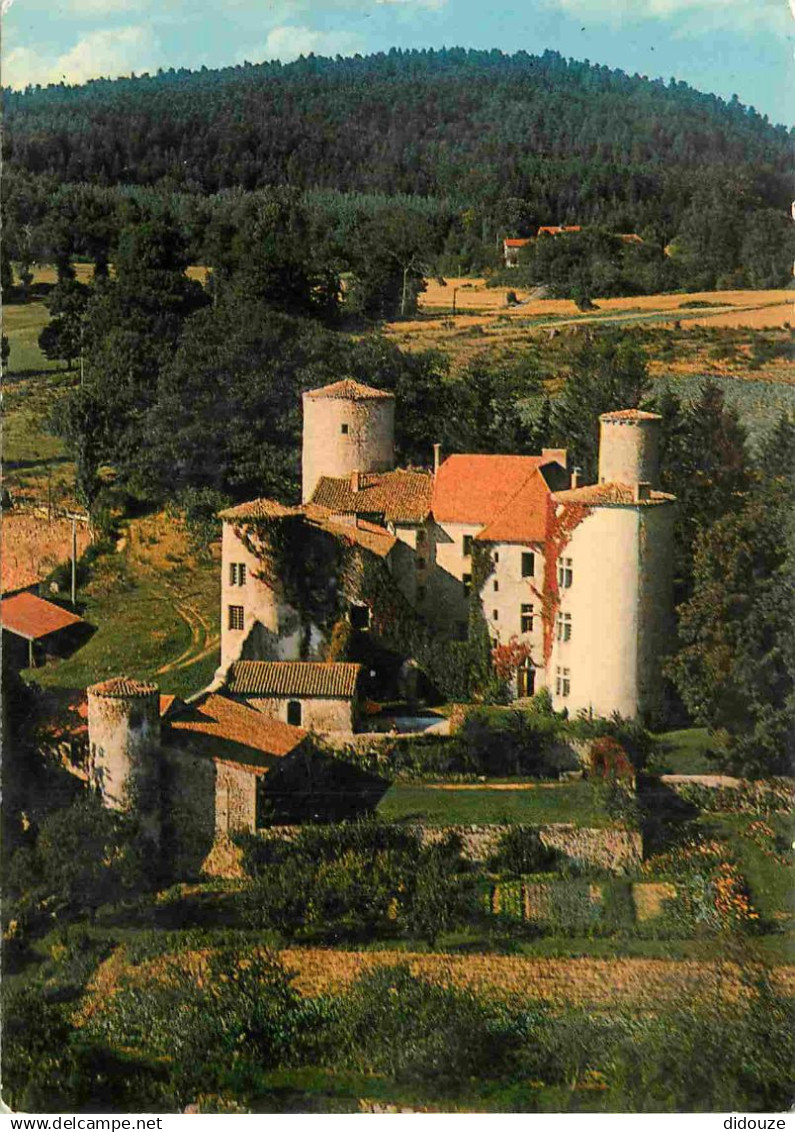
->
xmin=24 ymin=540 xmax=221 ymax=700
xmin=377 ymin=780 xmax=608 ymax=827
xmin=650 ymin=728 xmax=721 ymax=774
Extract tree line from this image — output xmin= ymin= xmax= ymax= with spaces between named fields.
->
xmin=3 ymin=47 xmax=794 ymax=293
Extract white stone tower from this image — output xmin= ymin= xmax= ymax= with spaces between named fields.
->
xmin=301 ymin=378 xmax=395 ymax=502
xmin=598 ymin=408 xmax=661 ymax=486
xmin=87 ymin=676 xmax=161 ymax=814
xmin=550 ymin=409 xmax=675 ymax=722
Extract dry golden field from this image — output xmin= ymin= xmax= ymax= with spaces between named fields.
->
xmin=76 ymin=944 xmax=795 ymax=1029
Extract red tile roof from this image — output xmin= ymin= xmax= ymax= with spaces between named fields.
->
xmin=310 ymin=470 xmax=433 ymax=524
xmin=167 ymin=693 xmax=307 ymax=771
xmin=552 ymin=483 xmax=675 ymax=507
xmin=537 ymin=225 xmax=581 ymax=236
xmin=304 ymin=379 xmax=393 ymax=401
xmin=218 ymin=498 xmax=302 ymax=521
xmin=475 ymin=467 xmax=551 ymax=544
xmin=88 ymin=676 xmax=159 ymax=698
xmin=228 ymin=660 xmax=361 ymax=699
xmin=307 ymin=508 xmax=397 ymax=558
xmin=0 ymin=592 xmax=84 ymax=641
xmin=504 ymin=238 xmax=532 ymax=248
xmin=600 ymin=409 xmax=661 ymax=422
xmin=432 ymin=455 xmax=553 ymax=526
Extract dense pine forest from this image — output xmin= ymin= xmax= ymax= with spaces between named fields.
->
xmin=3 ymin=48 xmax=794 ymax=292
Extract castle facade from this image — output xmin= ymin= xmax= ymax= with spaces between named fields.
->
xmin=218 ymin=379 xmax=676 ymax=721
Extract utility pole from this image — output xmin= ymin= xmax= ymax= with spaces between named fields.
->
xmin=452 ymin=287 xmax=458 ymax=317
xmin=71 ymin=516 xmax=77 ymax=606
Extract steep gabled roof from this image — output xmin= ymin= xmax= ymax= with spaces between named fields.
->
xmin=1 ymin=592 xmax=84 ymax=641
xmin=475 ymin=467 xmax=551 ymax=544
xmin=228 ymin=660 xmax=361 ymax=699
xmin=310 ymin=470 xmax=433 ymax=524
xmin=166 ymin=692 xmax=307 ymax=771
xmin=304 ymin=379 xmax=393 ymax=401
xmin=432 ymin=455 xmax=551 ymax=526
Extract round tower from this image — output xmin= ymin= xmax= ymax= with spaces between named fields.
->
xmin=301 ymin=378 xmax=395 ymax=502
xmin=598 ymin=409 xmax=661 ymax=487
xmin=87 ymin=676 xmax=161 ymax=813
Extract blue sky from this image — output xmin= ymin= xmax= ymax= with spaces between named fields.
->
xmin=3 ymin=0 xmax=793 ymax=126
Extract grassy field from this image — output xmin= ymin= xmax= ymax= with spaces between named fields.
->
xmin=699 ymin=813 xmax=795 ymax=934
xmin=377 ymin=780 xmax=608 ymax=827
xmin=649 ymin=728 xmax=717 ymax=774
xmin=24 ymin=513 xmax=221 ymax=699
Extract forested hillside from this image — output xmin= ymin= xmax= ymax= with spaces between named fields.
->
xmin=4 ymin=47 xmax=792 ymax=221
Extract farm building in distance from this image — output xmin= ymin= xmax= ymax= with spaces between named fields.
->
xmin=217 ymin=379 xmax=677 ymax=722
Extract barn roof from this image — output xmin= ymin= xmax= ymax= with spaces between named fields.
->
xmin=228 ymin=660 xmax=361 ymax=699
xmin=310 ymin=470 xmax=433 ymax=525
xmin=1 ymin=592 xmax=84 ymax=641
xmin=304 ymin=379 xmax=393 ymax=401
xmin=166 ymin=693 xmax=307 ymax=772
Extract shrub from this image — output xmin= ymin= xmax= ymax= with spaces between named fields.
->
xmin=589 ymin=736 xmax=635 ymax=782
xmin=324 ymin=965 xmax=526 ymax=1087
xmin=489 ymin=826 xmax=560 ymax=875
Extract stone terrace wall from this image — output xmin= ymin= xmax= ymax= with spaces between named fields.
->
xmin=259 ymin=822 xmax=642 ymax=873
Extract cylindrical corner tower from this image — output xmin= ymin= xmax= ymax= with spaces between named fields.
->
xmin=598 ymin=410 xmax=661 ymax=487
xmin=302 ymin=378 xmax=395 ymax=502
xmin=87 ymin=676 xmax=161 ymax=812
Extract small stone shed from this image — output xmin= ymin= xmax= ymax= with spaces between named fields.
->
xmin=226 ymin=660 xmax=362 ymax=732
xmin=164 ymin=693 xmax=310 ymax=838
xmin=1 ymin=591 xmax=86 ymax=669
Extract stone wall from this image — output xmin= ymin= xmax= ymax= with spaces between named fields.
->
xmin=258 ymin=821 xmax=642 ymax=873
xmin=239 ymin=694 xmax=354 ymax=733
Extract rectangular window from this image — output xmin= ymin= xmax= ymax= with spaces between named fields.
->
xmin=493 ymin=552 xmax=500 ymax=564
xmin=557 ymin=557 xmax=573 ymax=588
xmin=463 ymin=535 xmax=473 ymax=557
xmin=556 ymin=612 xmax=572 ymax=642
xmin=228 ymin=605 xmax=244 ymax=631
xmin=462 ymin=573 xmax=472 ymax=595
xmin=521 ymin=603 xmax=534 ymax=633
xmin=349 ymin=603 xmax=371 ymax=631
xmin=521 ymin=552 xmax=535 ymax=578
xmin=229 ymin=562 xmax=247 ymax=586
xmin=493 ymin=579 xmax=499 ymax=592
xmin=492 ymin=609 xmax=499 ymax=621
xmin=341 ymin=423 xmax=349 ymax=435
xmin=555 ymin=666 xmax=571 ymax=697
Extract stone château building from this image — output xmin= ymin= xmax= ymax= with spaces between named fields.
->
xmin=218 ymin=378 xmax=676 ymax=721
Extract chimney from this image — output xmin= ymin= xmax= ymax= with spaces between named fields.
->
xmin=571 ymin=466 xmax=583 ymax=489
xmin=634 ymin=482 xmax=652 ymax=502
xmin=433 ymin=443 xmax=441 ymax=475
xmin=350 ymin=471 xmax=361 ymax=493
